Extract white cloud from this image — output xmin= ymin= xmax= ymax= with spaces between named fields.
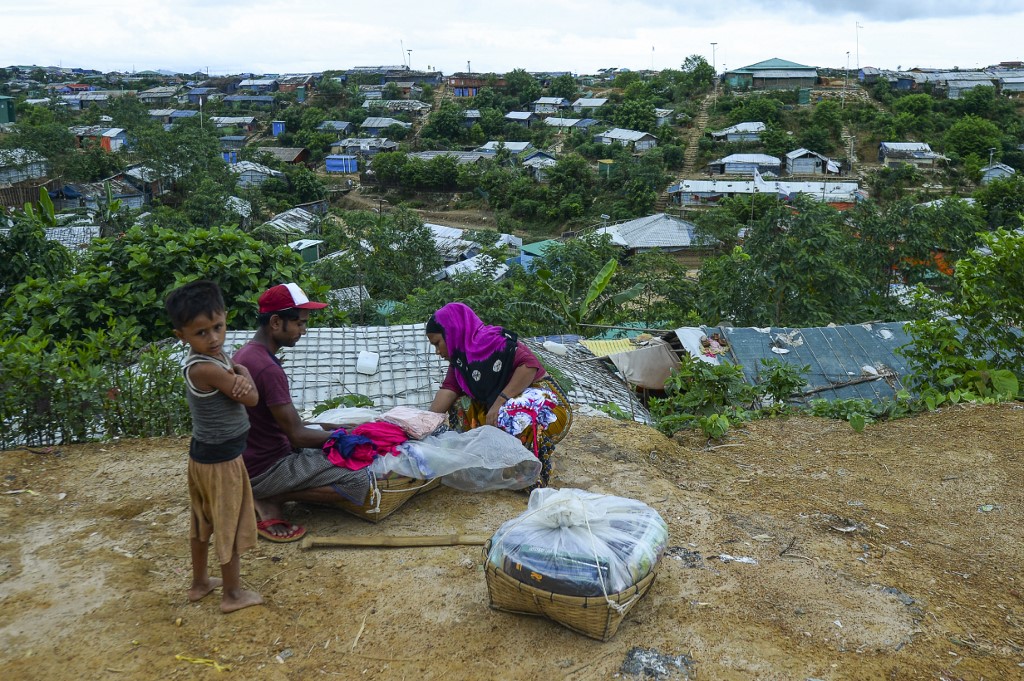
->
xmin=3 ymin=1 xmax=1022 ymax=74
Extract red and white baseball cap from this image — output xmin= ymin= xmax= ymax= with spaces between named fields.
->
xmin=258 ymin=283 xmax=328 ymax=314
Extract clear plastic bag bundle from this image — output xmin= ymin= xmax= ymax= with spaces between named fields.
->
xmin=367 ymin=425 xmax=541 ymax=491
xmin=487 ymin=488 xmax=668 ymax=596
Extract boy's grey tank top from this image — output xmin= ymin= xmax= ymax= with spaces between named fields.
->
xmin=183 ymin=352 xmax=250 ymax=445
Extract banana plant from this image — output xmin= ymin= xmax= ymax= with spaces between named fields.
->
xmin=535 ymin=257 xmax=644 ymax=331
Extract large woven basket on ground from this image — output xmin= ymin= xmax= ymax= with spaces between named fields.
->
xmin=483 ymin=541 xmax=657 ymax=641
xmin=336 ymin=475 xmax=441 ymax=523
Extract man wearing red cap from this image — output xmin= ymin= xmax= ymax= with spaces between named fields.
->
xmin=234 ymin=283 xmax=369 ymax=542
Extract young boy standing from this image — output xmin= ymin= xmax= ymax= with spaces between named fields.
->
xmin=166 ymin=280 xmax=263 ymax=613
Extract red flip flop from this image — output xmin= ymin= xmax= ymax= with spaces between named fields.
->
xmin=256 ymin=518 xmax=307 ymax=543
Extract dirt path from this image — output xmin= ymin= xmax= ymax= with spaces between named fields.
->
xmin=2 ymin=404 xmax=1023 ymax=680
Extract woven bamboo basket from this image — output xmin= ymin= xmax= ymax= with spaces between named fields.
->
xmin=336 ymin=475 xmax=441 ymax=523
xmin=483 ymin=541 xmax=657 ymax=641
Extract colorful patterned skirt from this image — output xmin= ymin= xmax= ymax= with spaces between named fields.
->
xmin=448 ymin=377 xmax=573 ymax=488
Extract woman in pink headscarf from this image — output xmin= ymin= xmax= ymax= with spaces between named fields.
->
xmin=425 ymin=302 xmax=572 ymax=488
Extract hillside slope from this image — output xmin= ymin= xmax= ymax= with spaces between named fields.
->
xmin=2 ymin=403 xmax=1022 ymax=680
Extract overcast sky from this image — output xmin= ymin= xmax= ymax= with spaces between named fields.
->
xmin=4 ymin=1 xmax=1022 ymax=76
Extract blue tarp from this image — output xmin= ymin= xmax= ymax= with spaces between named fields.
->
xmin=716 ymin=322 xmax=913 ymax=403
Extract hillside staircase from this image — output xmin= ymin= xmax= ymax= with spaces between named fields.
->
xmin=682 ymin=94 xmax=712 ymax=174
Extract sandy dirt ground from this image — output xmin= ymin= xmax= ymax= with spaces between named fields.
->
xmin=2 ymin=404 xmax=1023 ymax=680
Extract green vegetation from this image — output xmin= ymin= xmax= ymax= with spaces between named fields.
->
xmin=1 ymin=62 xmax=1023 ymax=446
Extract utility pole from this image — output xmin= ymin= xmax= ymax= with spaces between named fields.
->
xmin=710 ymin=42 xmax=718 ymax=110
xmin=843 ymin=51 xmax=850 ymax=108
xmin=855 ymin=22 xmax=862 ymax=71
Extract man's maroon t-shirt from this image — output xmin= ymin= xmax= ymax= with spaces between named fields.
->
xmin=234 ymin=341 xmax=295 ymax=478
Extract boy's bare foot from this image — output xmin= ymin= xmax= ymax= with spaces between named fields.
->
xmin=221 ymin=588 xmax=263 ymax=613
xmin=188 ymin=577 xmax=223 ymax=602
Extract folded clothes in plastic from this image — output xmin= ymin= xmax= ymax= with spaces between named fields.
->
xmin=488 ymin=488 xmax=669 ymax=595
xmin=501 ymin=545 xmax=611 ymax=597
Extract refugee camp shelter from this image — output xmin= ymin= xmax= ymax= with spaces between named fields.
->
xmin=219 ymin=326 xmax=650 ymax=422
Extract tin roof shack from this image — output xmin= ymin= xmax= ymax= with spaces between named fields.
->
xmin=476 ymin=141 xmax=535 ymax=156
xmin=237 ymin=78 xmax=279 ymax=93
xmin=0 ymin=95 xmax=15 ymax=124
xmin=639 ymin=323 xmax=913 ymax=407
xmin=137 ymin=86 xmax=179 ymax=105
xmin=258 ymin=147 xmax=311 ymax=165
xmin=68 ymin=126 xmax=128 ymax=152
xmin=785 ymin=148 xmax=841 ymax=176
xmin=593 ymin=213 xmax=710 ymax=268
xmin=360 ymin=117 xmax=412 ymax=136
xmin=287 ymin=238 xmax=324 ymax=263
xmin=709 ymin=121 xmax=765 ymax=143
xmin=594 ymin=128 xmax=658 ymax=152
xmin=724 ymin=58 xmax=818 ymax=90
xmin=229 ymin=160 xmax=284 ymax=188
xmin=0 ymin=149 xmax=48 ymax=185
xmin=571 ymin=97 xmax=608 ymax=114
xmin=57 ymin=179 xmax=145 ymax=212
xmin=878 ymin=142 xmax=944 ymax=170
xmin=121 ymin=164 xmax=174 ymax=201
xmin=262 ymin=207 xmax=319 ymax=237
xmin=277 ymin=75 xmax=314 ymax=93
xmin=405 ymin=151 xmax=490 ymax=165
xmin=317 ymin=120 xmax=353 ymax=134
xmin=999 ymin=75 xmax=1024 ymax=96
xmin=209 ymin=116 xmax=258 ymax=132
xmin=331 ymin=138 xmax=399 ymax=157
xmin=669 ymin=178 xmax=863 ymax=209
xmin=0 ymin=225 xmax=100 ymax=251
xmin=213 ymin=325 xmax=647 ymax=421
xmin=532 ymin=97 xmax=570 ymax=114
xmin=504 ymin=111 xmax=538 ymax=127
xmin=447 ymin=73 xmax=507 ymax=98
xmin=708 ymin=153 xmax=781 ymax=176
xmin=361 ymin=100 xmax=431 ymax=116
xmin=980 ymin=162 xmax=1016 ymax=185
xmin=186 ymin=87 xmax=218 ymax=105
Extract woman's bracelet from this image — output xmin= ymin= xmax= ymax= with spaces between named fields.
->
xmin=499 ymin=391 xmax=512 ymax=402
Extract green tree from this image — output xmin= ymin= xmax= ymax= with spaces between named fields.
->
xmin=327 ymin=208 xmax=444 ymax=300
xmin=614 ymin=99 xmax=657 ymax=133
xmin=0 ymin=190 xmax=72 ymax=293
xmin=974 ymin=173 xmax=1024 ymax=230
xmin=944 ymin=114 xmax=1002 ymax=161
xmin=422 ymin=101 xmax=465 ymax=141
xmin=901 ymin=229 xmax=1024 ymax=404
xmin=503 ymin=68 xmax=541 ymax=106
xmin=697 ymin=197 xmax=866 ymax=326
xmin=549 ymin=74 xmax=577 ymax=100
xmin=1 ymin=224 xmax=306 ymax=342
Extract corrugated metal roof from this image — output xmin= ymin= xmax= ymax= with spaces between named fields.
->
xmin=477 ymin=141 xmax=533 ymax=153
xmin=505 ymin=111 xmax=535 ymax=120
xmin=735 ymin=58 xmax=815 ymax=71
xmin=708 ymin=323 xmax=913 ymax=403
xmin=360 ymin=117 xmax=412 ymax=129
xmin=262 ymin=207 xmax=317 ymax=234
xmin=229 ymin=161 xmax=282 ymax=177
xmin=407 ymin=151 xmax=489 ymax=164
xmin=718 ymin=153 xmax=780 ymax=164
xmin=579 ymin=339 xmax=637 ymax=356
xmin=711 ymin=122 xmax=766 ymax=136
xmin=670 ymin=178 xmax=861 ymax=202
xmin=594 ymin=213 xmax=699 ymax=249
xmin=598 ymin=128 xmax=655 ymax=142
xmin=572 ymin=98 xmax=607 ymax=107
xmin=543 ymin=117 xmax=581 ymax=127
